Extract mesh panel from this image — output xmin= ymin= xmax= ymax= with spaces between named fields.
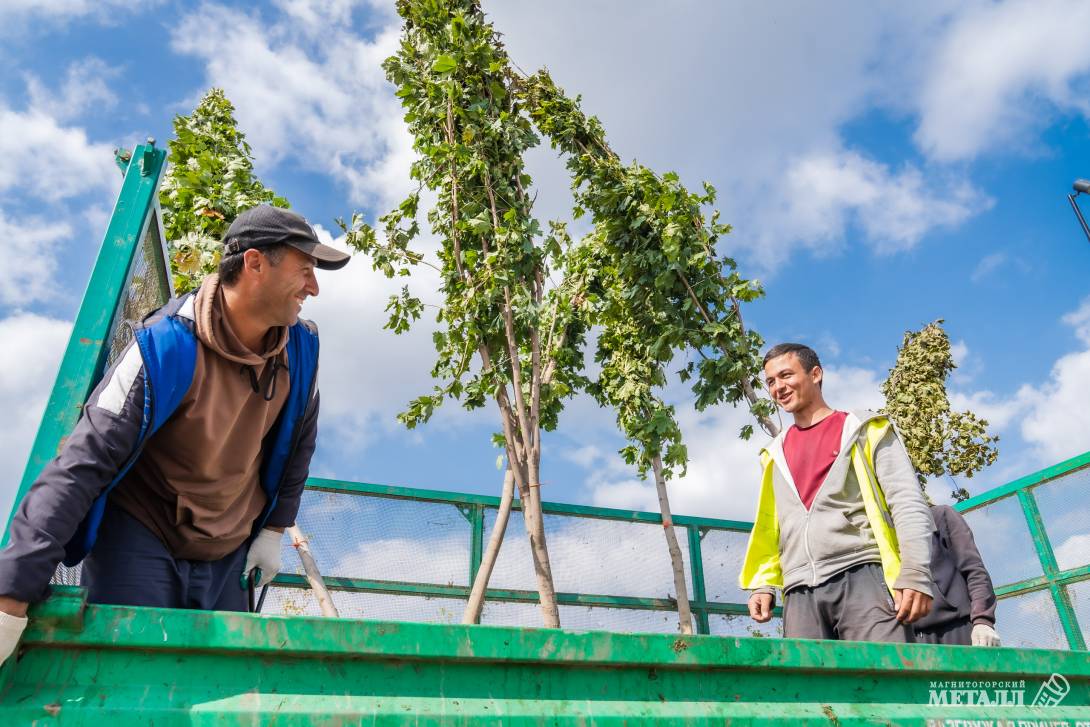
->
xmin=263 ymin=586 xmax=466 ymax=624
xmin=710 ymin=613 xmax=783 ymax=638
xmin=1067 ymin=580 xmax=1090 ymax=646
xmin=701 ymin=529 xmax=750 ymax=604
xmin=51 ymin=211 xmax=171 ymax=588
xmin=106 ymin=213 xmax=172 ymax=367
xmin=289 ymin=490 xmax=471 ymax=587
xmin=961 ymin=496 xmax=1042 ymax=586
xmin=1033 ymin=469 xmax=1090 ymax=572
xmin=995 ymin=590 xmax=1067 ymax=650
xmin=483 ymin=509 xmax=692 ymax=598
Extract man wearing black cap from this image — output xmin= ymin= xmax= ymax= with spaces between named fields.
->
xmin=0 ymin=206 xmax=349 ymax=663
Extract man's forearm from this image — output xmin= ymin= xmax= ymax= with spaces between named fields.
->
xmin=873 ymin=434 xmax=934 ymax=594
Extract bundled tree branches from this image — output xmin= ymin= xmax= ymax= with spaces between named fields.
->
xmin=160 ymin=88 xmax=288 ymax=292
xmin=348 ymin=0 xmax=773 ymax=630
xmin=881 ymin=320 xmax=999 ymax=501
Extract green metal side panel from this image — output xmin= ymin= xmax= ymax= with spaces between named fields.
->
xmin=2 ymin=588 xmax=1089 ymax=725
xmin=2 ymin=142 xmax=167 ymax=546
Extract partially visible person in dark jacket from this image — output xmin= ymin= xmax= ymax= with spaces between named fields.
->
xmin=0 ymin=206 xmax=351 ymax=666
xmin=914 ymin=504 xmax=1001 ymax=646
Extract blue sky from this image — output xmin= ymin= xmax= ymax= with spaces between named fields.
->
xmin=3 ymin=0 xmax=1090 ymax=541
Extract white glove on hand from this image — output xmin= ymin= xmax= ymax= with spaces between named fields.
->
xmin=971 ymin=623 xmax=1001 ymax=647
xmin=0 ymin=610 xmax=28 ymax=664
xmin=243 ymin=528 xmax=283 ymax=589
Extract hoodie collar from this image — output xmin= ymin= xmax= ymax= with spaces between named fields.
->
xmin=193 ymin=274 xmax=289 ymax=366
xmin=761 ymin=409 xmax=885 ymax=487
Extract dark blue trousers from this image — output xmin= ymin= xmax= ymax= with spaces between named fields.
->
xmin=81 ymin=503 xmax=249 ymax=611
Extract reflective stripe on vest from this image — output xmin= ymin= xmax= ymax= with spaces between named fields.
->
xmin=738 ymin=418 xmax=902 ymax=593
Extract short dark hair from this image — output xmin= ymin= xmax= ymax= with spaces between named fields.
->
xmin=218 ymin=243 xmax=289 ymax=286
xmin=763 ymin=342 xmax=821 ymax=373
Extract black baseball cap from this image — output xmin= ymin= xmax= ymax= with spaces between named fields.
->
xmin=223 ymin=205 xmax=350 ymax=271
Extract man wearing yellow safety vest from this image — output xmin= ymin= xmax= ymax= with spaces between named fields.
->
xmin=741 ymin=343 xmax=935 ymax=641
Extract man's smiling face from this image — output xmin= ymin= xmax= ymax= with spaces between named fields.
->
xmin=763 ymin=352 xmax=823 ymax=414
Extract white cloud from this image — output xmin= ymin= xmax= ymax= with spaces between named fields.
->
xmin=0 ymin=313 xmax=72 ymax=523
xmin=0 ymin=0 xmax=156 ymax=30
xmin=971 ymin=252 xmax=1008 ymax=283
xmin=778 ymin=150 xmax=988 ymax=260
xmin=0 ymin=107 xmax=116 ymax=203
xmin=915 ymin=0 xmax=1090 ymax=161
xmin=171 ymin=3 xmax=411 ymax=209
xmin=947 ymin=297 xmax=1090 ymax=470
xmin=484 ymin=2 xmax=981 ymax=270
xmin=0 ymin=211 xmax=72 ymax=305
xmin=26 ymin=57 xmax=119 ymax=121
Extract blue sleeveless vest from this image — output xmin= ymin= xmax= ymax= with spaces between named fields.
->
xmin=62 ymin=296 xmax=319 ymax=566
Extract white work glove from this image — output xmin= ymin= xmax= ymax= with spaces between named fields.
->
xmin=971 ymin=623 xmax=1001 ymax=647
xmin=0 ymin=610 xmax=28 ymax=665
xmin=243 ymin=528 xmax=283 ymax=589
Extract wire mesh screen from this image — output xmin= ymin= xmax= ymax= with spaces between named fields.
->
xmin=51 ymin=206 xmax=172 ymax=588
xmin=1033 ymin=468 xmax=1090 ymax=572
xmin=1068 ymin=580 xmax=1090 ymax=647
xmin=960 ymin=495 xmax=1042 ymax=586
xmin=994 ymin=589 xmax=1066 ymax=650
xmin=105 ymin=209 xmax=172 ymax=368
xmin=483 ymin=509 xmax=693 ymax=598
xmin=288 ymin=489 xmax=471 ymax=587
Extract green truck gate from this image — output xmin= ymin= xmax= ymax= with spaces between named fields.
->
xmin=1 ymin=140 xmax=1088 ymax=724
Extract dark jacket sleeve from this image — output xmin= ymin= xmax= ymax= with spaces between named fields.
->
xmin=0 ymin=344 xmax=146 ymax=603
xmin=944 ymin=506 xmax=998 ymax=626
xmin=264 ymin=388 xmax=319 ymax=529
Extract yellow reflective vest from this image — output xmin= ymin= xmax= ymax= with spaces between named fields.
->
xmin=738 ymin=417 xmax=903 ymax=593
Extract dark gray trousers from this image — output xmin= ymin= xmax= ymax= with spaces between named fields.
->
xmin=915 ymin=616 xmax=972 ymax=645
xmin=82 ymin=503 xmax=249 ymax=612
xmin=783 ymin=562 xmax=916 ymax=643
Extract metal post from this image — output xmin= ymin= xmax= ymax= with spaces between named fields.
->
xmin=4 ymin=142 xmax=167 ymax=545
xmin=468 ymin=504 xmax=485 ymax=589
xmin=686 ymin=525 xmax=710 ymax=635
xmin=1018 ymin=488 xmax=1086 ymax=650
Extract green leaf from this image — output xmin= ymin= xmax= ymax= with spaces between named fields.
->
xmin=431 ymin=55 xmax=457 ymax=73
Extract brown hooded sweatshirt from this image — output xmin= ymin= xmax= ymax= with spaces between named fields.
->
xmin=111 ymin=275 xmax=291 ymax=560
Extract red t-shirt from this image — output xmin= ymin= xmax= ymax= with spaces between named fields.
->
xmin=782 ymin=411 xmax=848 ymax=510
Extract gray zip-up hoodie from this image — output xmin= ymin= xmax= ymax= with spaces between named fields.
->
xmin=755 ymin=410 xmax=934 ymax=598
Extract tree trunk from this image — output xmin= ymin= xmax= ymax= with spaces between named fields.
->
xmin=463 ymin=467 xmax=515 ymax=624
xmin=521 ymin=475 xmax=560 ymax=628
xmin=287 ymin=526 xmax=339 ymax=618
xmin=651 ymin=455 xmax=694 ymax=635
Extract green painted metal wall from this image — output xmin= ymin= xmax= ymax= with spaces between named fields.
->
xmin=1 ymin=586 xmax=1089 ymax=725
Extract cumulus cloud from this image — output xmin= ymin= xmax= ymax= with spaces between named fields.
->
xmin=0 ymin=0 xmax=158 ymax=33
xmin=0 ymin=313 xmax=72 ymax=522
xmin=485 ymin=2 xmax=982 ymax=270
xmin=0 ymin=211 xmax=73 ymax=305
xmin=776 ymin=150 xmax=988 ymax=260
xmin=25 ymin=57 xmax=119 ymax=121
xmin=915 ymin=0 xmax=1090 ymax=161
xmin=0 ymin=106 xmax=116 ymax=203
xmin=171 ymin=3 xmax=411 ymax=209
xmin=947 ymin=297 xmax=1090 ymax=471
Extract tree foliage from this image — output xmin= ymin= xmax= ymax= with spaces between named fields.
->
xmin=880 ymin=320 xmax=999 ymax=500
xmin=159 ymin=88 xmax=289 ymax=292
xmin=346 ymin=0 xmax=773 ymax=629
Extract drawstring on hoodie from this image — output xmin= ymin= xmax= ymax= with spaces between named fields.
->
xmin=240 ymin=359 xmax=289 ymax=401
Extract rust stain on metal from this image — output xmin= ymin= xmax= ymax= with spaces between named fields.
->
xmin=44 ymin=703 xmax=61 ymax=716
xmin=821 ymin=704 xmax=841 ymax=726
xmin=671 ymin=638 xmax=689 ymax=654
